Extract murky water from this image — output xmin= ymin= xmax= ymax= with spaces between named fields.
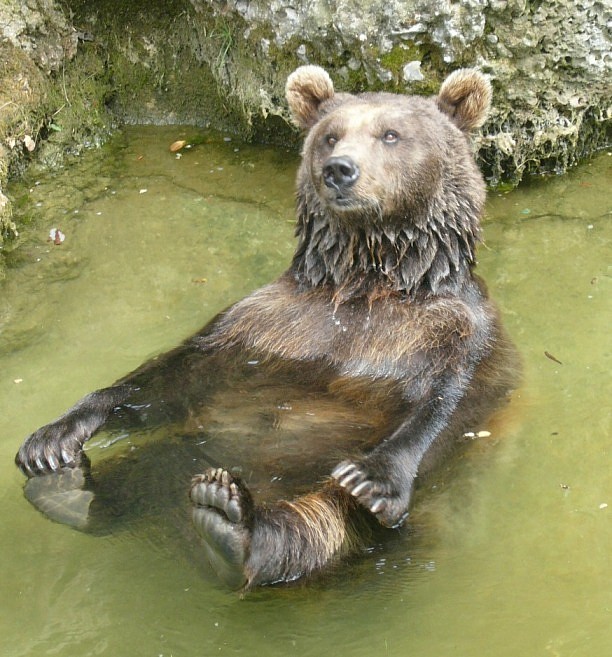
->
xmin=1 ymin=127 xmax=609 ymax=657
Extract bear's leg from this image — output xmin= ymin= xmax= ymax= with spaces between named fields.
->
xmin=190 ymin=468 xmax=367 ymax=589
xmin=16 ymin=342 xmax=207 ymax=477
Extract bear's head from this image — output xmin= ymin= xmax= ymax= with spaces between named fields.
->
xmin=285 ymin=66 xmax=492 ymax=301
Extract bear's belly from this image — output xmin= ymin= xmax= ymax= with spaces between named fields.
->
xmin=42 ymin=348 xmax=407 ymax=534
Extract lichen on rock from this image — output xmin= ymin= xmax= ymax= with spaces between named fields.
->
xmin=1 ymin=0 xmax=610 ymax=269
xmin=195 ymin=0 xmax=610 ymax=184
xmin=0 ymin=0 xmax=113 ymax=268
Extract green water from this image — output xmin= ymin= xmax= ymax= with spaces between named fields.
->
xmin=1 ymin=128 xmax=610 ymax=657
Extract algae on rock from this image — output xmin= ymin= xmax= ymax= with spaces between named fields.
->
xmin=190 ymin=0 xmax=611 ymax=185
xmin=0 ymin=0 xmax=114 ymax=272
xmin=1 ymin=0 xmax=610 ymax=274
xmin=47 ymin=0 xmax=612 ymax=184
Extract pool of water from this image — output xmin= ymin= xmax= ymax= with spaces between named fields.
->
xmin=1 ymin=127 xmax=610 ymax=657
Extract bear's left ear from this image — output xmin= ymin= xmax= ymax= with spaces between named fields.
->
xmin=286 ymin=65 xmax=335 ymax=130
xmin=436 ymin=69 xmax=492 ymax=132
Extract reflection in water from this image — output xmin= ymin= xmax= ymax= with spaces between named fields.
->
xmin=0 ymin=130 xmax=610 ymax=657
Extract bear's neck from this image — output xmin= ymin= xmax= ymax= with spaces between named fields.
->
xmin=291 ymin=199 xmax=480 ymax=304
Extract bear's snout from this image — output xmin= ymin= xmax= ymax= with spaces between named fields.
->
xmin=322 ymin=156 xmax=360 ymax=191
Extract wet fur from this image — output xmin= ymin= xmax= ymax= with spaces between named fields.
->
xmin=15 ymin=66 xmax=519 ymax=590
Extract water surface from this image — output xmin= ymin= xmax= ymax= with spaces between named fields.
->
xmin=1 ymin=128 xmax=609 ymax=657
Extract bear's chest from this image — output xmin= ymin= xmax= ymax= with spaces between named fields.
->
xmin=208 ymin=278 xmax=476 ymax=381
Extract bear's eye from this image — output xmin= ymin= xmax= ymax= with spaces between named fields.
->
xmin=325 ymin=134 xmax=338 ymax=147
xmin=382 ymin=130 xmax=399 ymax=144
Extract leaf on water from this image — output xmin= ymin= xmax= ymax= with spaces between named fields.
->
xmin=170 ymin=140 xmax=187 ymax=153
xmin=544 ymin=351 xmax=562 ymax=365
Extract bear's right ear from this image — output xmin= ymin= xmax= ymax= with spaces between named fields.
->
xmin=286 ymin=65 xmax=335 ymax=130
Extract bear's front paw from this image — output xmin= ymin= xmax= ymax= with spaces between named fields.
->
xmin=332 ymin=460 xmax=409 ymax=528
xmin=15 ymin=423 xmax=84 ymax=478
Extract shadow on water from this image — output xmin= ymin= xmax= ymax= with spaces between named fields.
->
xmin=0 ymin=128 xmax=609 ymax=657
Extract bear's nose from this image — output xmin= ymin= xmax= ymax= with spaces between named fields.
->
xmin=323 ymin=157 xmax=360 ymax=190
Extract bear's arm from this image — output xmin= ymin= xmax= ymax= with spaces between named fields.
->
xmin=14 ymin=320 xmax=226 ymax=477
xmin=332 ymin=302 xmax=498 ymax=527
xmin=15 ymin=383 xmax=136 ymax=477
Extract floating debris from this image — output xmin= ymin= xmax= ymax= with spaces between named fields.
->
xmin=48 ymin=228 xmax=65 ymax=245
xmin=23 ymin=135 xmax=36 ymax=152
xmin=463 ymin=430 xmax=492 ymax=439
xmin=170 ymin=140 xmax=187 ymax=152
xmin=544 ymin=351 xmax=562 ymax=365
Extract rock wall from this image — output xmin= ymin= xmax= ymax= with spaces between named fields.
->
xmin=0 ymin=0 xmax=113 ymax=266
xmin=192 ymin=0 xmax=611 ymax=184
xmin=1 ymin=0 xmax=610 ymax=271
xmin=0 ymin=0 xmax=71 ymax=251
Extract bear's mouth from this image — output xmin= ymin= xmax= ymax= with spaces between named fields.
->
xmin=319 ymin=186 xmax=358 ymax=209
xmin=318 ymin=183 xmax=380 ymax=216
xmin=326 ymin=196 xmax=362 ymax=215
xmin=325 ymin=192 xmax=375 ymax=215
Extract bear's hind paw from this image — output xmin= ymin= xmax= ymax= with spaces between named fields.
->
xmin=190 ymin=468 xmax=254 ymax=589
xmin=190 ymin=468 xmax=249 ymax=523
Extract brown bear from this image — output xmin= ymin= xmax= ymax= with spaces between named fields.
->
xmin=15 ymin=65 xmax=519 ymax=590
